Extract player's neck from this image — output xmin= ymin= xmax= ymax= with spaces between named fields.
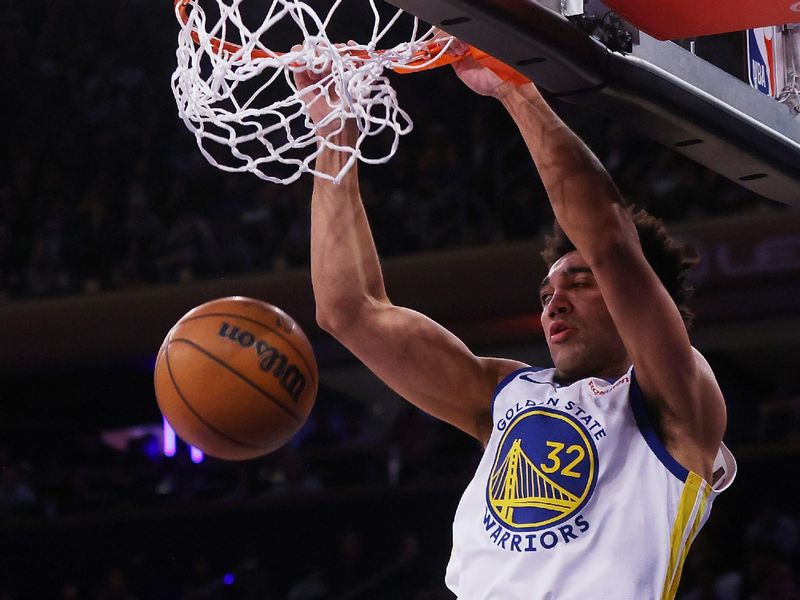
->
xmin=553 ymin=362 xmax=631 ymax=386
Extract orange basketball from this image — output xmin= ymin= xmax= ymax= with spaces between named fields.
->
xmin=153 ymin=296 xmax=318 ymax=460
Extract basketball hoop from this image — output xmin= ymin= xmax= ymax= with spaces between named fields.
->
xmin=171 ymin=0 xmax=526 ymax=184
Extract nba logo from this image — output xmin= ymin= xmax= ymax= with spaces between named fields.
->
xmin=747 ymin=26 xmax=783 ymax=97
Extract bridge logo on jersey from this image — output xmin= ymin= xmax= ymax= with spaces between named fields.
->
xmin=486 ymin=406 xmax=597 ymax=531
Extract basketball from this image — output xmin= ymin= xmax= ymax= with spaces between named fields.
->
xmin=153 ymin=296 xmax=318 ymax=460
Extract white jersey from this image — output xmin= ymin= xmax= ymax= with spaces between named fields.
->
xmin=446 ymin=366 xmax=736 ymax=600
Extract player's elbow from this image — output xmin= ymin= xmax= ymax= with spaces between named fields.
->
xmin=315 ymin=294 xmax=383 ymax=337
xmin=315 ymin=301 xmax=352 ymax=335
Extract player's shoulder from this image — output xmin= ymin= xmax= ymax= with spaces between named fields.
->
xmin=491 ymin=358 xmax=533 ymax=386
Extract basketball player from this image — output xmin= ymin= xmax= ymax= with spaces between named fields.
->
xmin=295 ymin=49 xmax=735 ymax=599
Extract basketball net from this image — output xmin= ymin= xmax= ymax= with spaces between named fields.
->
xmin=171 ymin=0 xmax=468 ymax=184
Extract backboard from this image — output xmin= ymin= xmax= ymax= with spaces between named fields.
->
xmin=385 ymin=0 xmax=800 ymax=206
xmin=602 ymin=0 xmax=800 ymax=40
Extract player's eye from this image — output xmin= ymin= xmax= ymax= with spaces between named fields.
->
xmin=540 ymin=292 xmax=552 ymax=305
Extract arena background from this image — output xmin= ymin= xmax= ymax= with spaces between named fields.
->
xmin=1 ymin=1 xmax=799 ymax=598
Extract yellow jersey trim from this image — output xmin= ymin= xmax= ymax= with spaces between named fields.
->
xmin=660 ymin=471 xmax=713 ymax=600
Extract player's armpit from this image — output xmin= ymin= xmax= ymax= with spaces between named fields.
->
xmin=591 ymin=241 xmax=727 ymax=478
xmin=320 ymin=299 xmax=527 ymax=443
xmin=640 ymin=348 xmax=727 ymax=475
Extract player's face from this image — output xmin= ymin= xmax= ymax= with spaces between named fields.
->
xmin=539 ymin=251 xmax=630 ymax=383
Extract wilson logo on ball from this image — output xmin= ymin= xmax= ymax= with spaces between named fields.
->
xmin=218 ymin=321 xmax=307 ymax=402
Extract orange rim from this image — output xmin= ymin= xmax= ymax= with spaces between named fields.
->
xmin=174 ymin=0 xmax=528 ymax=82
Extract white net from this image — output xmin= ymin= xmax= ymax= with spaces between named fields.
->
xmin=171 ymin=0 xmax=455 ymax=184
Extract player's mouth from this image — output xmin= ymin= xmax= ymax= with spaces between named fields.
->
xmin=549 ymin=321 xmax=576 ymax=344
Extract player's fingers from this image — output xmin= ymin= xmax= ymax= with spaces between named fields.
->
xmin=291 ymin=44 xmax=328 ymax=86
xmin=430 ymin=28 xmax=468 ymax=57
xmin=290 ymin=44 xmax=306 ymax=70
xmin=451 ymin=53 xmax=480 ymax=74
xmin=291 ymin=49 xmax=317 ymax=89
xmin=448 ymin=38 xmax=470 ymax=57
xmin=333 ymin=42 xmax=348 ymax=57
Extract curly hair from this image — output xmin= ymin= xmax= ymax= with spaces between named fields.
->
xmin=540 ymin=207 xmax=698 ymax=328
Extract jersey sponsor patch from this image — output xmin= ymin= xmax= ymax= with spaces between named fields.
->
xmin=486 ymin=406 xmax=598 ymax=531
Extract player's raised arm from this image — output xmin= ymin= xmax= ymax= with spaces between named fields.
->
xmin=452 ymin=57 xmax=726 ymax=478
xmin=294 ymin=64 xmax=524 ymax=443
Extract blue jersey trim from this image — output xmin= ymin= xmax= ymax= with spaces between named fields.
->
xmin=491 ymin=366 xmax=547 ymax=414
xmin=629 ymin=369 xmax=689 ymax=483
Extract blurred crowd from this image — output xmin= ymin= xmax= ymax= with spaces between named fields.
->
xmin=0 ymin=391 xmax=475 ymax=523
xmin=0 ymin=391 xmax=476 ymax=599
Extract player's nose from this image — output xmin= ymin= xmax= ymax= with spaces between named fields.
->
xmin=547 ymin=289 xmax=572 ymax=319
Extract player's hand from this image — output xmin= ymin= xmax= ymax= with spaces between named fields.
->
xmin=452 ymin=54 xmax=513 ymax=99
xmin=443 ymin=34 xmax=525 ymax=98
xmin=291 ymin=44 xmax=343 ymax=127
xmin=437 ymin=32 xmax=505 ymax=97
